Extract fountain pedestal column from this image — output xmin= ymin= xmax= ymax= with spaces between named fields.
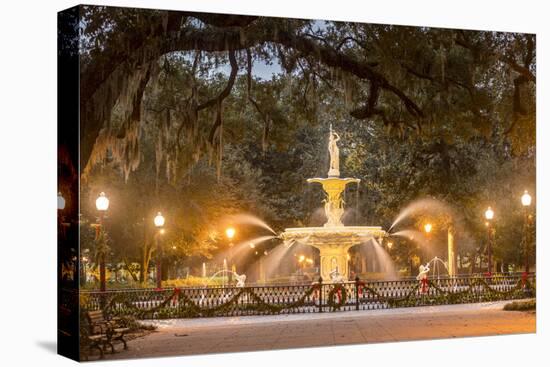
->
xmin=307 ymin=177 xmax=360 ymax=228
xmin=317 ymin=244 xmax=351 ymax=280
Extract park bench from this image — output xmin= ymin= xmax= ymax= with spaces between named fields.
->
xmin=80 ymin=329 xmax=108 ymax=360
xmin=86 ymin=310 xmax=130 ymax=354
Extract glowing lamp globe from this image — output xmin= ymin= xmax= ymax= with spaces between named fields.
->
xmin=225 ymin=227 xmax=236 ymax=239
xmin=521 ymin=191 xmax=532 ymax=207
xmin=154 ymin=212 xmax=165 ymax=228
xmin=58 ymin=192 xmax=66 ymax=210
xmin=95 ymin=192 xmax=109 ymax=211
xmin=424 ymin=223 xmax=432 ymax=233
xmin=485 ymin=207 xmax=494 ymax=221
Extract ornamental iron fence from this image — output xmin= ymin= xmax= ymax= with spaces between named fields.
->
xmin=78 ymin=273 xmax=535 ymax=319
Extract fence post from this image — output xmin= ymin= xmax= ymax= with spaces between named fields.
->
xmin=355 ymin=276 xmax=360 ymax=311
xmin=318 ymin=277 xmax=323 ymax=313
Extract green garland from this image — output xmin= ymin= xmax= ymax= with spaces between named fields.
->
xmin=103 ymin=290 xmax=177 ymax=318
xmin=358 ymin=277 xmax=535 ymax=309
xmin=83 ymin=276 xmax=535 ymax=319
xmin=99 ymin=285 xmax=321 ymax=318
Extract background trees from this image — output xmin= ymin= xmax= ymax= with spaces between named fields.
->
xmin=78 ymin=6 xmax=535 ymax=282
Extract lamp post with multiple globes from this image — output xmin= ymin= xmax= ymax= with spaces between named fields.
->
xmin=154 ymin=212 xmax=165 ymax=289
xmin=484 ymin=206 xmax=494 ymax=275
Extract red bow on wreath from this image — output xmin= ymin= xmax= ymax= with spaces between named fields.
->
xmin=521 ymin=272 xmax=528 ymax=287
xmin=421 ymin=278 xmax=429 ymax=293
xmin=357 ymin=281 xmax=366 ymax=298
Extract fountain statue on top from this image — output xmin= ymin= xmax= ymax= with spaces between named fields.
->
xmin=328 ymin=127 xmax=340 ymax=177
xmin=309 ymin=124 xmax=360 ymax=228
xmin=280 ymin=125 xmax=386 ymax=281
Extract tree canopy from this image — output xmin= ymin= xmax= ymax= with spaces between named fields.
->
xmin=77 ymin=6 xmax=536 ymax=279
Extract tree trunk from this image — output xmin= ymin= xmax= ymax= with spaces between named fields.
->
xmin=122 ymin=257 xmax=139 ymax=282
xmin=140 ymin=246 xmax=153 ymax=285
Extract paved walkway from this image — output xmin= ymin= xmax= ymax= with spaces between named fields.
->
xmin=106 ymin=301 xmax=535 ymax=360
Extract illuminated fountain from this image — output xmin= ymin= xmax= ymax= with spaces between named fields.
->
xmin=280 ymin=126 xmax=386 ymax=281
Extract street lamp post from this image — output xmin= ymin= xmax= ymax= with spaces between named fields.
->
xmin=57 ymin=191 xmax=69 ymax=238
xmin=484 ymin=206 xmax=494 ymax=275
xmin=423 ymin=223 xmax=433 ymax=264
xmin=154 ymin=212 xmax=165 ymax=289
xmin=95 ymin=192 xmax=109 ymax=293
xmin=521 ymin=191 xmax=532 ymax=274
xmin=225 ymin=227 xmax=236 ymax=277
xmin=57 ymin=192 xmax=66 ymax=211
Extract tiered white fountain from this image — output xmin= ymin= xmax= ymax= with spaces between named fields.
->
xmin=280 ymin=126 xmax=386 ymax=281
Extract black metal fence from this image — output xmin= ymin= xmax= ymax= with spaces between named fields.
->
xmin=79 ymin=273 xmax=535 ymax=319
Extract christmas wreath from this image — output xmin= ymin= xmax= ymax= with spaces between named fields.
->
xmin=327 ymin=283 xmax=347 ymax=310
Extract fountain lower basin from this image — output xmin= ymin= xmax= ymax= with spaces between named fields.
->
xmin=280 ymin=226 xmax=387 ymax=281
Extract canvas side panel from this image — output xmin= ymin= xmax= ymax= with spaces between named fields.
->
xmin=57 ymin=5 xmax=81 ymax=362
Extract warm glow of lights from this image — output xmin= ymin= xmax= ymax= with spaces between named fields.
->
xmin=95 ymin=192 xmax=109 ymax=211
xmin=154 ymin=212 xmax=165 ymax=227
xmin=485 ymin=207 xmax=494 ymax=221
xmin=298 ymin=255 xmax=305 ymax=262
xmin=306 ymin=258 xmax=314 ymax=264
xmin=387 ymin=242 xmax=393 ymax=249
xmin=160 ymin=228 xmax=166 ymax=235
xmin=424 ymin=223 xmax=432 ymax=233
xmin=249 ymin=243 xmax=256 ymax=249
xmin=57 ymin=192 xmax=66 ymax=210
xmin=263 ymin=250 xmax=268 ymax=256
xmin=172 ymin=245 xmax=176 ymax=250
xmin=225 ymin=227 xmax=236 ymax=239
xmin=521 ymin=190 xmax=532 ymax=207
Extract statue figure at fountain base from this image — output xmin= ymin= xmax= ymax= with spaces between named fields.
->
xmin=235 ymin=273 xmax=247 ymax=288
xmin=416 ymin=264 xmax=430 ymax=280
xmin=329 ymin=267 xmax=345 ymax=283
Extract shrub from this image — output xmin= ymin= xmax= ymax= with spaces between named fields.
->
xmin=503 ymin=299 xmax=536 ymax=311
